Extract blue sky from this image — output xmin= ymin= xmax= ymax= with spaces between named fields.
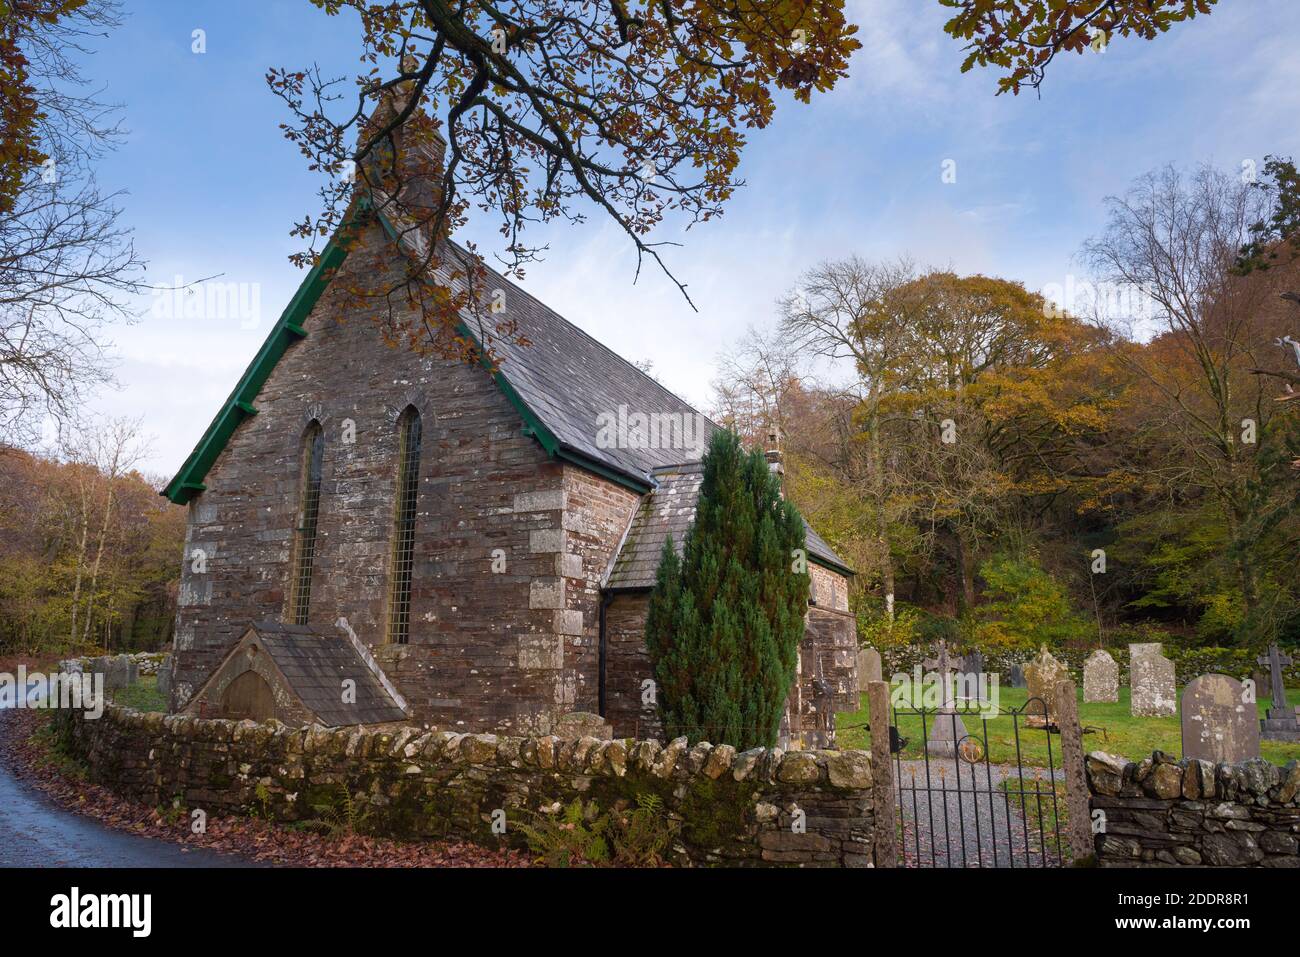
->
xmin=67 ymin=0 xmax=1300 ymax=477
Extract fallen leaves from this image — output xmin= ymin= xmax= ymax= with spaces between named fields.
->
xmin=0 ymin=710 xmax=532 ymax=868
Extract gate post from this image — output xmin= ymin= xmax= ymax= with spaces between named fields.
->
xmin=867 ymin=680 xmax=897 ymax=867
xmin=1054 ymin=677 xmax=1093 ymax=864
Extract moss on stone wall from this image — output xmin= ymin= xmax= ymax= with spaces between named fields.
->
xmin=63 ymin=706 xmax=876 ymax=867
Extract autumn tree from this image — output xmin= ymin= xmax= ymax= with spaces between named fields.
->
xmin=942 ymin=0 xmax=1219 ymax=94
xmin=710 ymin=323 xmax=882 ymax=620
xmin=711 ymin=325 xmax=804 ymax=445
xmin=1 ymin=0 xmax=143 ymax=445
xmin=61 ymin=416 xmax=147 ymax=648
xmin=772 ymin=257 xmax=921 ymax=620
xmin=1083 ymin=163 xmax=1300 ymax=641
xmin=0 ymin=434 xmax=182 ymax=656
xmin=973 ymin=551 xmax=1091 ymax=651
xmin=269 ymin=0 xmax=859 ymax=359
xmin=773 ymin=262 xmax=1113 ymax=616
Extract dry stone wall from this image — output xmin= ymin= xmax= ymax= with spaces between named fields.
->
xmin=1087 ymin=750 xmax=1300 ymax=867
xmin=60 ymin=704 xmax=876 ymax=867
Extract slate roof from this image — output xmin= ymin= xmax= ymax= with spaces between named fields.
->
xmin=248 ymin=621 xmax=407 ymax=726
xmin=606 ymin=462 xmax=852 ymax=590
xmin=436 ymin=241 xmax=718 ymax=486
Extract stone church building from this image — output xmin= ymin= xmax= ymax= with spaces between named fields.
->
xmin=162 ymin=136 xmax=858 ymax=747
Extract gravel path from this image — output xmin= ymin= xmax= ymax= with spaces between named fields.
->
xmin=893 ymin=757 xmax=1066 ymax=868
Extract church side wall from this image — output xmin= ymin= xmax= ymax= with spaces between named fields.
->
xmin=172 ymin=221 xmax=586 ymax=734
xmin=558 ymin=466 xmax=643 ymax=715
xmin=604 ymin=592 xmax=660 ymax=739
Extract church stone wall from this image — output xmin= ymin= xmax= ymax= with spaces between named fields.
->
xmin=172 ymin=221 xmax=590 ymax=734
xmin=557 ymin=466 xmax=643 ymax=714
xmin=603 ymin=592 xmax=661 ymax=739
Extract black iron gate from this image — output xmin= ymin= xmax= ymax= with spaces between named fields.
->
xmin=891 ymin=699 xmax=1066 ymax=868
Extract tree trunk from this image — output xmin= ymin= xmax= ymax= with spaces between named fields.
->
xmin=81 ymin=479 xmax=117 ymax=649
xmin=867 ymin=400 xmax=895 ymax=621
xmin=953 ymin=525 xmax=976 ymax=614
xmin=67 ymin=475 xmax=91 ymax=650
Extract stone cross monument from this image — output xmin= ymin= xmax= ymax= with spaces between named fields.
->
xmin=922 ymin=640 xmax=958 ymax=711
xmin=922 ymin=640 xmax=966 ymax=756
xmin=1257 ymin=644 xmax=1299 ymax=742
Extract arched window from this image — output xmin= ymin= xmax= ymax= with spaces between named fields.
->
xmin=387 ymin=406 xmax=422 ymax=644
xmin=290 ymin=420 xmax=325 ymax=625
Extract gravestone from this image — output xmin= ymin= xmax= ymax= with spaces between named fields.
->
xmin=1257 ymin=644 xmax=1300 ymax=742
xmin=954 ymin=649 xmax=986 ymax=702
xmin=923 ymin=640 xmax=967 ymax=756
xmin=157 ymin=653 xmax=174 ymax=700
xmin=90 ymin=655 xmax=138 ymax=691
xmin=1024 ymin=645 xmax=1068 ymax=726
xmin=1180 ymin=673 xmax=1260 ymax=763
xmin=1083 ymin=649 xmax=1119 ymax=703
xmin=926 ymin=708 xmax=969 ymax=758
xmin=857 ymin=646 xmax=882 ymax=686
xmin=1007 ymin=662 xmax=1026 ymax=688
xmin=1130 ymin=643 xmax=1176 ymax=717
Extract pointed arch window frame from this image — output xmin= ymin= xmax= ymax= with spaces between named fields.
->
xmin=386 ymin=406 xmax=422 ymax=644
xmin=289 ymin=420 xmax=325 ymax=626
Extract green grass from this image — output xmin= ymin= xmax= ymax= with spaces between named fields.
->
xmin=836 ymin=686 xmax=1300 ymax=768
xmin=107 ymin=674 xmax=168 ymax=713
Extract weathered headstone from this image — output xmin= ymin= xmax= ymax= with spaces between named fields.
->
xmin=954 ymin=649 xmax=986 ymax=703
xmin=926 ymin=708 xmax=969 ymax=758
xmin=1180 ymin=674 xmax=1260 ymax=763
xmin=1257 ymin=644 xmax=1300 ymax=742
xmin=1130 ymin=643 xmax=1176 ymax=717
xmin=157 ymin=653 xmax=174 ymax=700
xmin=1007 ymin=662 xmax=1026 ymax=688
xmin=89 ymin=655 xmax=137 ymax=691
xmin=1083 ymin=649 xmax=1119 ymax=703
xmin=1024 ymin=645 xmax=1068 ymax=726
xmin=857 ymin=646 xmax=882 ymax=686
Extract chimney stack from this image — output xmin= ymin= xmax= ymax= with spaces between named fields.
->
xmin=764 ymin=424 xmax=785 ymax=493
xmin=363 ymin=53 xmax=448 ymax=236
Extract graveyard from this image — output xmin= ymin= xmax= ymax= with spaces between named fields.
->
xmin=841 ymin=641 xmax=1300 ymax=770
xmin=836 ymin=684 xmax=1300 ymax=769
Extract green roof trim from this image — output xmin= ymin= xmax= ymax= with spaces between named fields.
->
xmin=160 ymin=221 xmax=356 ymax=505
xmin=555 ymin=447 xmax=651 ymax=494
xmin=460 ymin=318 xmax=652 ymax=495
xmin=808 ymin=553 xmax=856 ymax=579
